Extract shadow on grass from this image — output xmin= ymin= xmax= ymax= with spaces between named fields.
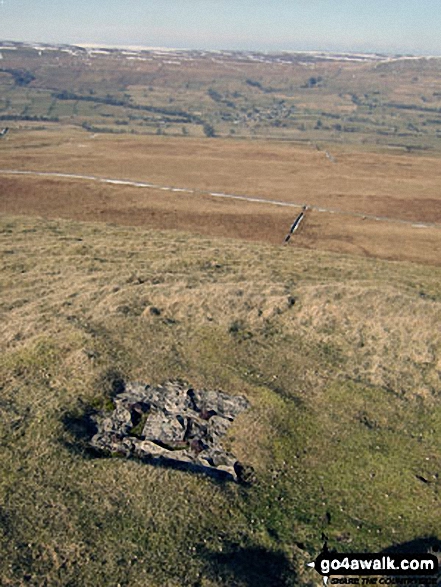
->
xmin=61 ymin=368 xmax=125 ymax=457
xmin=61 ymin=406 xmax=249 ymax=484
xmin=61 ymin=406 xmax=101 ymax=458
xmin=203 ymin=544 xmax=297 ymax=587
xmin=379 ymin=536 xmax=441 ymax=555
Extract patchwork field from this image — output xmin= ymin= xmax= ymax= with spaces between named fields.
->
xmin=2 ymin=42 xmax=441 ymax=150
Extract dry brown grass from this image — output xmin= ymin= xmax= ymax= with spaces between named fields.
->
xmin=293 ymin=281 xmax=441 ymax=401
xmin=295 ymin=211 xmax=441 ymax=266
xmin=2 ymin=131 xmax=441 ymax=221
xmin=1 ymin=130 xmax=441 ymax=266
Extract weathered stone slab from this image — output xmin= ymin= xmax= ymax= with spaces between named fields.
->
xmin=90 ymin=380 xmax=254 ymax=483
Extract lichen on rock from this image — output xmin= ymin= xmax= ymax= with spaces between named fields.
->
xmin=90 ymin=380 xmax=254 ymax=483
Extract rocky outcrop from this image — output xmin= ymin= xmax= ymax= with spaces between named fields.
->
xmin=90 ymin=380 xmax=254 ymax=483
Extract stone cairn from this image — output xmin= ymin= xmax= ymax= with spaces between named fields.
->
xmin=90 ymin=380 xmax=254 ymax=483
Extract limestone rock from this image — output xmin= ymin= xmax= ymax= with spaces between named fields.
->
xmin=90 ymin=380 xmax=253 ymax=482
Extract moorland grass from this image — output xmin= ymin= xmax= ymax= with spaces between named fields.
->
xmin=1 ymin=214 xmax=441 ymax=586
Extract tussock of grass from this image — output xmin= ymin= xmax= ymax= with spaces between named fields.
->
xmin=1 ymin=215 xmax=441 ymax=586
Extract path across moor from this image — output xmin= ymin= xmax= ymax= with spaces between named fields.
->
xmin=0 ymin=168 xmax=439 ymax=230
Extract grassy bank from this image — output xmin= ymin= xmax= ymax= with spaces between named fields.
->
xmin=1 ymin=214 xmax=440 ymax=586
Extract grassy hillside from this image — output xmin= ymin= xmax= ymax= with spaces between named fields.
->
xmin=1 ymin=214 xmax=441 ymax=586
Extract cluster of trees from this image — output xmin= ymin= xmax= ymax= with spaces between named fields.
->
xmin=245 ymin=79 xmax=279 ymax=93
xmin=0 ymin=114 xmax=59 ymax=122
xmin=385 ymin=101 xmax=441 ymax=114
xmin=203 ymin=123 xmax=215 ymax=137
xmin=0 ymin=68 xmax=35 ymax=86
xmin=207 ymin=88 xmax=236 ymax=109
xmin=245 ymin=78 xmax=263 ymax=89
xmin=55 ymin=90 xmax=221 ymax=138
xmin=301 ymin=76 xmax=323 ymax=89
xmin=207 ymin=88 xmax=222 ymax=102
xmin=81 ymin=121 xmax=128 ymax=134
xmin=54 ymin=91 xmax=203 ymax=124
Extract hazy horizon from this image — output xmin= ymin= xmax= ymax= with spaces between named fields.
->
xmin=3 ymin=39 xmax=439 ymax=59
xmin=1 ymin=0 xmax=441 ymax=56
